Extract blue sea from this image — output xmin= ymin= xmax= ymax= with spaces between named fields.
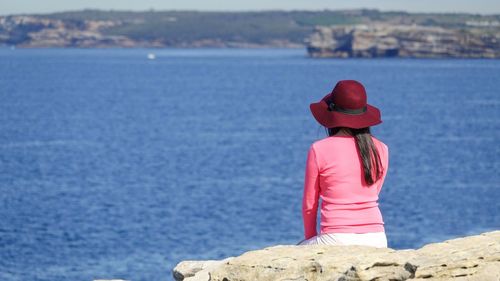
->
xmin=0 ymin=48 xmax=499 ymax=281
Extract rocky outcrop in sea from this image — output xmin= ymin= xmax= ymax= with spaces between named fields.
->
xmin=307 ymin=24 xmax=500 ymax=58
xmin=173 ymin=230 xmax=500 ymax=281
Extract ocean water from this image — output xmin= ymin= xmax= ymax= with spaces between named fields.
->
xmin=0 ymin=48 xmax=499 ymax=281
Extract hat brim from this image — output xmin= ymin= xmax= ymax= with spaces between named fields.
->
xmin=310 ymin=100 xmax=382 ymax=129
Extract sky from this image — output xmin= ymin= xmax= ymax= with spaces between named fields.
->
xmin=1 ymin=0 xmax=500 ymax=16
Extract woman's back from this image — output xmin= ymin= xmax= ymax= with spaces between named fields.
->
xmin=303 ymin=134 xmax=389 ymax=238
xmin=301 ymin=79 xmax=389 ymax=247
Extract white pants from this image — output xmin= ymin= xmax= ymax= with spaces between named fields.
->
xmin=298 ymin=232 xmax=388 ymax=248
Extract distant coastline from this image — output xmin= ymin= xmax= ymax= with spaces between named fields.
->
xmin=1 ymin=9 xmax=499 ymax=57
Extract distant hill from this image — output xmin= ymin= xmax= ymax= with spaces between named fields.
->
xmin=0 ymin=9 xmax=499 ymax=49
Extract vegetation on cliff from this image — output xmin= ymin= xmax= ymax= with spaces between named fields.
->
xmin=0 ymin=9 xmax=499 ymax=48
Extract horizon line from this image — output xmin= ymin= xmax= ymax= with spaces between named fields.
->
xmin=2 ymin=7 xmax=500 ymax=17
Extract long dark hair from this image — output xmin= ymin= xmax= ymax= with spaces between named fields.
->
xmin=327 ymin=127 xmax=383 ymax=185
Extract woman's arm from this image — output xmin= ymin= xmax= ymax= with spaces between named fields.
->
xmin=302 ymin=145 xmax=320 ymax=240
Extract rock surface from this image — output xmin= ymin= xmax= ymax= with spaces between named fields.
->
xmin=307 ymin=24 xmax=500 ymax=58
xmin=173 ymin=258 xmax=234 ymax=281
xmin=173 ymin=230 xmax=500 ymax=281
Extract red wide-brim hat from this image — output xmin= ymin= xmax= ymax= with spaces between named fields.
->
xmin=309 ymin=80 xmax=382 ymax=129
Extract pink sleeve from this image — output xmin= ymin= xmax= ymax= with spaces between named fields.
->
xmin=377 ymin=144 xmax=389 ymax=194
xmin=302 ymin=145 xmax=321 ymax=240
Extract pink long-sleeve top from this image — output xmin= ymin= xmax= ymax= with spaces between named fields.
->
xmin=302 ymin=135 xmax=389 ymax=240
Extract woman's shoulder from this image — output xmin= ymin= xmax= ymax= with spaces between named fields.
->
xmin=310 ymin=136 xmax=355 ymax=150
xmin=371 ymin=136 xmax=389 ymax=163
xmin=371 ymin=135 xmax=389 ymax=151
xmin=310 ymin=135 xmax=388 ymax=149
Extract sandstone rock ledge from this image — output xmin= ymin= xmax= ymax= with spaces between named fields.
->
xmin=173 ymin=231 xmax=500 ymax=281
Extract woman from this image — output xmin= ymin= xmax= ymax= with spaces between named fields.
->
xmin=299 ymin=80 xmax=389 ymax=248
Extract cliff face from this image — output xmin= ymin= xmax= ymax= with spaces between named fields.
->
xmin=0 ymin=13 xmax=306 ymax=48
xmin=307 ymin=24 xmax=500 ymax=58
xmin=0 ymin=16 xmax=137 ymax=48
xmin=173 ymin=230 xmax=500 ymax=281
xmin=2 ymin=10 xmax=500 ymax=50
